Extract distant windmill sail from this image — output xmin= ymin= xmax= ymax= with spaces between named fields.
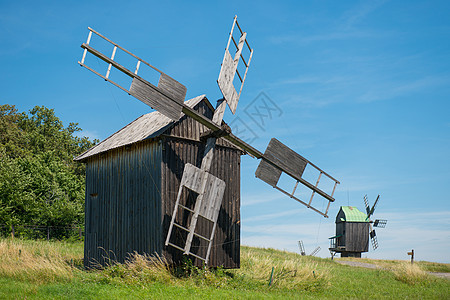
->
xmin=364 ymin=194 xmax=386 ymax=250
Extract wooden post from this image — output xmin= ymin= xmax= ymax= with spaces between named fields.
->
xmin=268 ymin=267 xmax=274 ymax=286
xmin=11 ymin=224 xmax=14 ymax=238
xmin=407 ymin=249 xmax=414 ymax=264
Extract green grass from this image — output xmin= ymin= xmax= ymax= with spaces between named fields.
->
xmin=0 ymin=238 xmax=448 ymax=299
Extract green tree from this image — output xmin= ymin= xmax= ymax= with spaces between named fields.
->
xmin=0 ymin=104 xmax=97 ymax=238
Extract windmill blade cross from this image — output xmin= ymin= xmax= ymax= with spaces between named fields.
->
xmin=78 ymin=26 xmax=339 ymax=218
xmin=78 ymin=18 xmax=341 ymax=263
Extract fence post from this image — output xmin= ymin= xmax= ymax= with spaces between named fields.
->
xmin=47 ymin=226 xmax=50 ymax=241
xmin=11 ymin=224 xmax=14 ymax=238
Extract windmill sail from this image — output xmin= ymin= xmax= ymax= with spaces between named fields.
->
xmin=298 ymin=240 xmax=306 ymax=256
xmin=310 ymin=246 xmax=321 ymax=256
xmin=217 ymin=16 xmax=253 ymax=114
xmin=79 ymin=27 xmax=186 ymax=121
xmin=364 ymin=194 xmax=370 ymax=215
xmin=373 ymin=219 xmax=387 ymax=228
xmin=367 ymin=195 xmax=380 ymax=217
xmin=369 ymin=226 xmax=378 ymax=250
xmin=256 ymin=138 xmax=339 ymax=217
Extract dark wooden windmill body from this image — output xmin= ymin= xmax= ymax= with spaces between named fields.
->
xmin=76 ymin=96 xmax=242 ymax=268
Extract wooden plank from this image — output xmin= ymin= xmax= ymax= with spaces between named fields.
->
xmin=179 ymin=163 xmax=206 ymax=193
xmin=255 ymin=159 xmax=282 ymax=186
xmin=158 ymin=73 xmax=187 ymax=105
xmin=218 ymin=49 xmax=239 ymax=113
xmin=264 ymin=138 xmax=307 ymax=178
xmin=130 ymin=77 xmax=183 ymax=121
xmin=200 ymin=174 xmax=226 ymax=222
xmin=217 ymin=32 xmax=247 ymax=114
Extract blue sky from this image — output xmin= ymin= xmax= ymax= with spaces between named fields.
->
xmin=1 ymin=1 xmax=449 ymax=263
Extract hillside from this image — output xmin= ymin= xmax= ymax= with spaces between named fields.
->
xmin=0 ymin=238 xmax=448 ymax=299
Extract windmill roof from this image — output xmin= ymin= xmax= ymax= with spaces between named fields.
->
xmin=74 ymin=95 xmax=209 ymax=162
xmin=340 ymin=206 xmax=368 ymax=222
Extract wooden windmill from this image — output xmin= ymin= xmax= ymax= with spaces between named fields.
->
xmin=329 ymin=195 xmax=387 ymax=258
xmin=78 ymin=16 xmax=340 ymax=265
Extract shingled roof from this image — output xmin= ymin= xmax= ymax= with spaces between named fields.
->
xmin=74 ymin=95 xmax=210 ymax=162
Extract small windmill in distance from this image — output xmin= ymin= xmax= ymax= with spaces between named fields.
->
xmin=329 ymin=195 xmax=387 ymax=258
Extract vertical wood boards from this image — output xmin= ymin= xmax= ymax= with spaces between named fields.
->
xmin=161 ymin=100 xmax=242 ymax=268
xmin=345 ymin=222 xmax=369 ymax=253
xmin=83 ymin=141 xmax=162 ymax=268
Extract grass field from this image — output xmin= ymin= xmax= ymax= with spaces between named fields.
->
xmin=0 ymin=238 xmax=448 ymax=299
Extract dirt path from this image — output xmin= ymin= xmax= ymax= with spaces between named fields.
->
xmin=335 ymin=260 xmax=450 ymax=279
xmin=429 ymin=272 xmax=450 ymax=279
xmin=335 ymin=260 xmax=379 ymax=269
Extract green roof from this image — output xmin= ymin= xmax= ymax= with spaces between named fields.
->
xmin=341 ymin=206 xmax=368 ymax=222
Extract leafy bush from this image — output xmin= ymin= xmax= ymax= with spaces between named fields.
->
xmin=0 ymin=104 xmax=97 ymax=236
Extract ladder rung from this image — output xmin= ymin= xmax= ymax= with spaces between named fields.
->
xmin=178 ymin=204 xmax=194 ymax=213
xmin=168 ymin=243 xmax=208 ymax=262
xmin=193 ymin=232 xmax=211 ymax=242
xmin=187 ymin=251 xmax=206 ymax=262
xmin=173 ymin=222 xmax=190 ymax=232
xmin=167 ymin=242 xmax=185 ymax=252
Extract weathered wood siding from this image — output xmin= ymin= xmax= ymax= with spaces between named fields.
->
xmin=161 ymin=100 xmax=242 ymax=268
xmin=161 ymin=138 xmax=241 ymax=268
xmin=84 ymin=140 xmax=162 ymax=268
xmin=344 ymin=222 xmax=369 ymax=252
xmin=83 ymin=99 xmax=242 ymax=269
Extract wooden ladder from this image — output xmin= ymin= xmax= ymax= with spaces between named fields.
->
xmin=165 ymin=163 xmax=225 ymax=264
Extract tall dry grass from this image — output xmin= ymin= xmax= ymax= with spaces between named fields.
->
xmin=236 ymin=247 xmax=330 ymax=290
xmin=0 ymin=238 xmax=81 ymax=283
xmin=391 ymin=262 xmax=433 ymax=285
xmin=99 ymin=251 xmax=174 ymax=285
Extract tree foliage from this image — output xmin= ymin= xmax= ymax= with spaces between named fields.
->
xmin=0 ymin=104 xmax=97 ymax=237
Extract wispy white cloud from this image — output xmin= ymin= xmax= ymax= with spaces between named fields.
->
xmin=358 ymin=75 xmax=450 ymax=103
xmin=241 ymin=192 xmax=284 ymax=207
xmin=242 ymin=208 xmax=304 ymax=223
xmin=339 ymin=0 xmax=388 ymax=30
xmin=269 ymin=0 xmax=388 ymax=46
